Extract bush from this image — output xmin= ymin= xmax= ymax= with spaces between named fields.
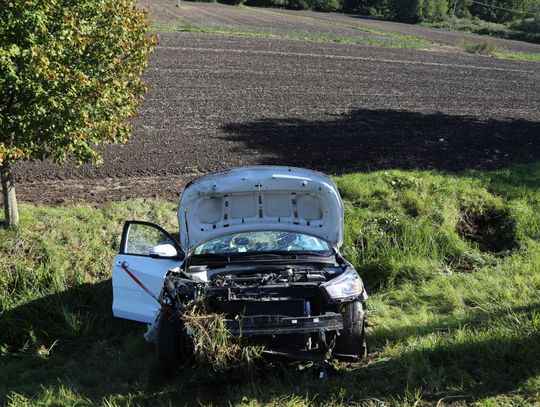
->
xmin=458 ymin=39 xmax=499 ymax=55
xmin=288 ymin=0 xmax=312 ymax=8
xmin=393 ymin=0 xmax=448 ymax=21
xmin=392 ymin=0 xmax=422 ymax=21
xmin=510 ymin=17 xmax=540 ymax=33
xmin=422 ymin=0 xmax=449 ymax=20
xmin=245 ymin=0 xmax=287 ymax=6
xmin=312 ymin=0 xmax=343 ymax=11
xmin=470 ymin=0 xmax=538 ymax=23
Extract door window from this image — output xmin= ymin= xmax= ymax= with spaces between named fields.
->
xmin=120 ymin=221 xmax=179 ymax=257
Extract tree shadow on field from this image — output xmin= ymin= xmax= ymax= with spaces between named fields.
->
xmin=221 ymin=109 xmax=540 ymax=173
xmin=2 ymin=280 xmax=539 ymax=405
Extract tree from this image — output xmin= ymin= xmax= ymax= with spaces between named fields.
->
xmin=0 ymin=0 xmax=154 ymax=228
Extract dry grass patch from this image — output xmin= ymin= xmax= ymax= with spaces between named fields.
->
xmin=458 ymin=39 xmax=499 ymax=56
xmin=182 ymin=300 xmax=265 ymax=372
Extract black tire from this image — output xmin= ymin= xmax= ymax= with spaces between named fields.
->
xmin=155 ymin=311 xmax=188 ymax=373
xmin=334 ymin=300 xmax=367 ymax=359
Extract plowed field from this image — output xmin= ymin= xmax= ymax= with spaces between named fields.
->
xmin=13 ymin=1 xmax=540 ymax=204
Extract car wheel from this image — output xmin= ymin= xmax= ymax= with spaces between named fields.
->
xmin=334 ymin=300 xmax=367 ymax=359
xmin=155 ymin=311 xmax=188 ymax=373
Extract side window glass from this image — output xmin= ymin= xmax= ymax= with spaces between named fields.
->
xmin=124 ymin=223 xmax=175 ymax=256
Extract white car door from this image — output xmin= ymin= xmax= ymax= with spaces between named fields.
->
xmin=112 ymin=221 xmax=183 ymax=324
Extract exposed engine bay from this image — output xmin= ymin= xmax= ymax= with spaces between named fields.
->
xmin=156 ymin=263 xmax=366 ymax=360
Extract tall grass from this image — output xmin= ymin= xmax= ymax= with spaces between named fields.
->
xmin=1 ymin=164 xmax=539 ymax=405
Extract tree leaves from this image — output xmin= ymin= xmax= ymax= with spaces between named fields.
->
xmin=0 ymin=0 xmax=154 ymax=166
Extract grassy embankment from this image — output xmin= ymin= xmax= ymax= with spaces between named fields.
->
xmin=1 ymin=164 xmax=539 ymax=406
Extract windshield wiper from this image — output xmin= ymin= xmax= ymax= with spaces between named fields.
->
xmin=215 ymin=250 xmax=332 ymax=259
xmin=190 ymin=250 xmax=333 ymax=262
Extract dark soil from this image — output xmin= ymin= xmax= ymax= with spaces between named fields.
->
xmin=9 ymin=2 xmax=540 ymax=205
xmin=458 ymin=209 xmax=518 ymax=254
xmin=145 ymin=1 xmax=540 ymax=54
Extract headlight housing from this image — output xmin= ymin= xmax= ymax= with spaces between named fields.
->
xmin=320 ymin=268 xmax=364 ymax=303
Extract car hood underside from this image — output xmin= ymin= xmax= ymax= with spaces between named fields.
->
xmin=177 ymin=166 xmax=345 ymax=252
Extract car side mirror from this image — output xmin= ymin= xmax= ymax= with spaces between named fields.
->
xmin=149 ymin=243 xmax=178 ymax=258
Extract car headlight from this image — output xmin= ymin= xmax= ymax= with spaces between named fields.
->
xmin=321 ymin=268 xmax=364 ymax=303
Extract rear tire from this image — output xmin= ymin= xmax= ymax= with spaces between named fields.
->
xmin=334 ymin=300 xmax=367 ymax=359
xmin=155 ymin=311 xmax=188 ymax=373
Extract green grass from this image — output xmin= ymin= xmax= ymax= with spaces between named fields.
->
xmin=494 ymin=50 xmax=540 ymax=62
xmin=155 ymin=21 xmax=540 ymax=61
xmin=457 ymin=39 xmax=540 ymax=61
xmin=153 ymin=22 xmax=434 ymax=49
xmin=153 ymin=8 xmax=540 ymax=61
xmin=246 ymin=5 xmax=441 ymax=47
xmin=1 ymin=164 xmax=540 ymax=405
xmin=425 ymin=17 xmax=540 ymax=45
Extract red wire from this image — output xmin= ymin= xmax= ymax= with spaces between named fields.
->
xmin=119 ymin=261 xmax=178 ymax=317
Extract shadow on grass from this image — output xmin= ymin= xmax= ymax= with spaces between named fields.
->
xmin=1 ymin=281 xmax=539 ymax=405
xmin=221 ymin=109 xmax=540 ymax=173
xmin=0 ymin=280 xmax=150 ymax=403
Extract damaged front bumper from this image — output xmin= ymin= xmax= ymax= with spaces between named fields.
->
xmin=225 ymin=312 xmax=343 ymax=336
xmin=225 ymin=312 xmax=344 ymax=361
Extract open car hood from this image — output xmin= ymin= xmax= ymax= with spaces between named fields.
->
xmin=178 ymin=166 xmax=344 ymax=252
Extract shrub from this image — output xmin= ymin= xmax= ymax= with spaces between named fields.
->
xmin=422 ymin=0 xmax=449 ymax=21
xmin=245 ymin=0 xmax=287 ymax=6
xmin=509 ymin=17 xmax=540 ymax=33
xmin=393 ymin=0 xmax=423 ymax=21
xmin=458 ymin=39 xmax=499 ymax=55
xmin=312 ymin=0 xmax=343 ymax=11
xmin=288 ymin=0 xmax=312 ymax=8
xmin=392 ymin=0 xmax=449 ymax=21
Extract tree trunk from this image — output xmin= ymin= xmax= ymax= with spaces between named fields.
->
xmin=1 ymin=162 xmax=19 ymax=229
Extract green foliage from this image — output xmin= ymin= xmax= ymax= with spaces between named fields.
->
xmin=426 ymin=15 xmax=540 ymax=44
xmin=510 ymin=16 xmax=540 ymax=32
xmin=0 ymin=0 xmax=154 ymax=167
xmin=244 ymin=0 xmax=341 ymax=11
xmin=311 ymin=0 xmax=343 ymax=11
xmin=392 ymin=0 xmax=449 ymax=21
xmin=470 ymin=0 xmax=539 ymax=22
xmin=246 ymin=0 xmax=289 ymax=7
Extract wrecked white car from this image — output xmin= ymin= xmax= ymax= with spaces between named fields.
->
xmin=112 ymin=166 xmax=367 ymax=371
